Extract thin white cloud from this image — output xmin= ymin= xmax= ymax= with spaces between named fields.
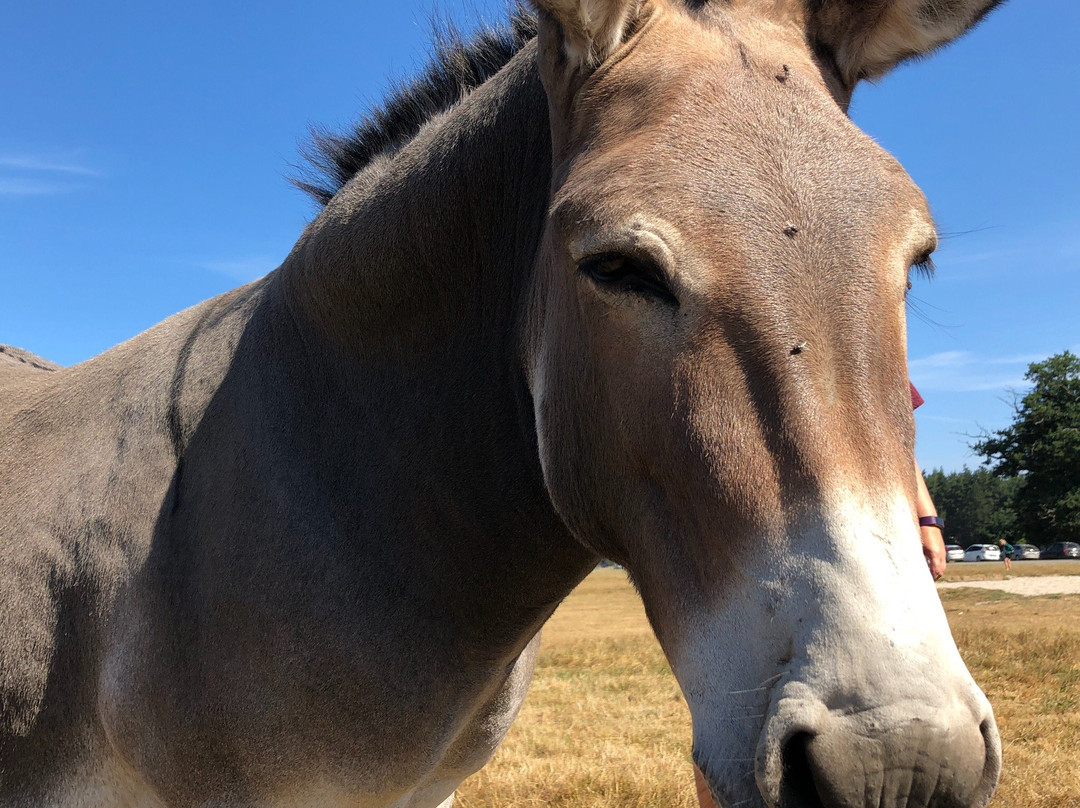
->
xmin=909 ymin=350 xmax=969 ymax=368
xmin=0 ymin=178 xmax=74 ymax=196
xmin=197 ymin=256 xmax=274 ymax=282
xmin=908 ymin=349 xmax=1034 ymax=393
xmin=0 ymin=152 xmax=102 ymax=197
xmin=0 ymin=155 xmax=103 ymax=177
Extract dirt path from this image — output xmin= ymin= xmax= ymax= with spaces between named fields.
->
xmin=938 ymin=575 xmax=1080 ymax=596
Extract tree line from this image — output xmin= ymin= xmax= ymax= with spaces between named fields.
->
xmin=923 ymin=350 xmax=1080 ymax=548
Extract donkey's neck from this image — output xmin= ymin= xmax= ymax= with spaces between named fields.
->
xmin=274 ymin=42 xmax=595 ymax=657
xmin=283 ymin=42 xmax=551 ymax=356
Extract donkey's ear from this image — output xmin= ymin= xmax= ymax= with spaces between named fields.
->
xmin=527 ymin=0 xmax=645 ymax=71
xmin=809 ymin=0 xmax=1006 ymax=85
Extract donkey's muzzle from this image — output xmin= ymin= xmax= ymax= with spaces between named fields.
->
xmin=758 ymin=700 xmax=1001 ymax=808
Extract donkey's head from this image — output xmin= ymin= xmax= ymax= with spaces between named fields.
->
xmin=523 ymin=1 xmax=1003 ymax=806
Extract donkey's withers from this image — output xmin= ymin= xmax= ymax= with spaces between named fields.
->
xmin=0 ymin=1 xmax=1007 ymax=807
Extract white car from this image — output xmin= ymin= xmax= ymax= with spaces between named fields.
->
xmin=964 ymin=544 xmax=1001 ymax=562
xmin=945 ymin=545 xmax=965 ymax=563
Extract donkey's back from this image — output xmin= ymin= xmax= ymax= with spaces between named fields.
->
xmin=0 ymin=345 xmax=60 ymax=387
xmin=0 ymin=285 xmax=263 ymax=805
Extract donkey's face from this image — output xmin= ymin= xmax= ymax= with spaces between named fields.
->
xmin=525 ymin=1 xmax=1003 ymax=806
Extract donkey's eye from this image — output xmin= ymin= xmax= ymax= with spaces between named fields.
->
xmin=579 ymin=253 xmax=679 ymax=307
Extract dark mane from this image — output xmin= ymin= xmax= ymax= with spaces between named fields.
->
xmin=295 ymin=7 xmax=538 ymax=206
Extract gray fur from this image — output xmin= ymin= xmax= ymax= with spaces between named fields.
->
xmin=1 ymin=45 xmax=585 ymax=807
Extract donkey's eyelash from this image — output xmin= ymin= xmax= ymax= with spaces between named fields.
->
xmin=911 ymin=254 xmax=936 ymax=281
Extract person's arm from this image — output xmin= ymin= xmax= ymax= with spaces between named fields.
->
xmin=694 ymin=765 xmax=718 ymax=808
xmin=914 ymin=457 xmax=946 ymax=580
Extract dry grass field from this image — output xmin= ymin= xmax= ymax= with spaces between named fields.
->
xmin=455 ymin=566 xmax=1080 ymax=808
xmin=939 ymin=559 xmax=1080 ymax=582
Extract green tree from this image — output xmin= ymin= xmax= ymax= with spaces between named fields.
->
xmin=973 ymin=351 xmax=1080 ymax=545
xmin=924 ymin=467 xmax=1019 ymax=548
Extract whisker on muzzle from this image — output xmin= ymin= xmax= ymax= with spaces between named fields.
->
xmin=724 ymin=672 xmax=786 ymax=696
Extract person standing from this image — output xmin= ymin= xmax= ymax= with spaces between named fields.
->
xmin=999 ymin=539 xmax=1014 ymax=571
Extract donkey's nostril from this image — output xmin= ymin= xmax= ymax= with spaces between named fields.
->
xmin=767 ymin=713 xmax=998 ymax=808
xmin=780 ymin=731 xmax=825 ymax=808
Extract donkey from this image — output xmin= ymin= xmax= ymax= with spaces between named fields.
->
xmin=1 ymin=1 xmax=1007 ymax=806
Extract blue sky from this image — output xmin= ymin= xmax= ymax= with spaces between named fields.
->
xmin=2 ymin=1 xmax=1076 ymax=473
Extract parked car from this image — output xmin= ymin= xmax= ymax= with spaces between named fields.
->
xmin=964 ymin=544 xmax=1001 ymax=562
xmin=945 ymin=545 xmax=965 ymax=563
xmin=1012 ymin=543 xmax=1041 ymax=560
xmin=1040 ymin=542 xmax=1080 ymax=560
